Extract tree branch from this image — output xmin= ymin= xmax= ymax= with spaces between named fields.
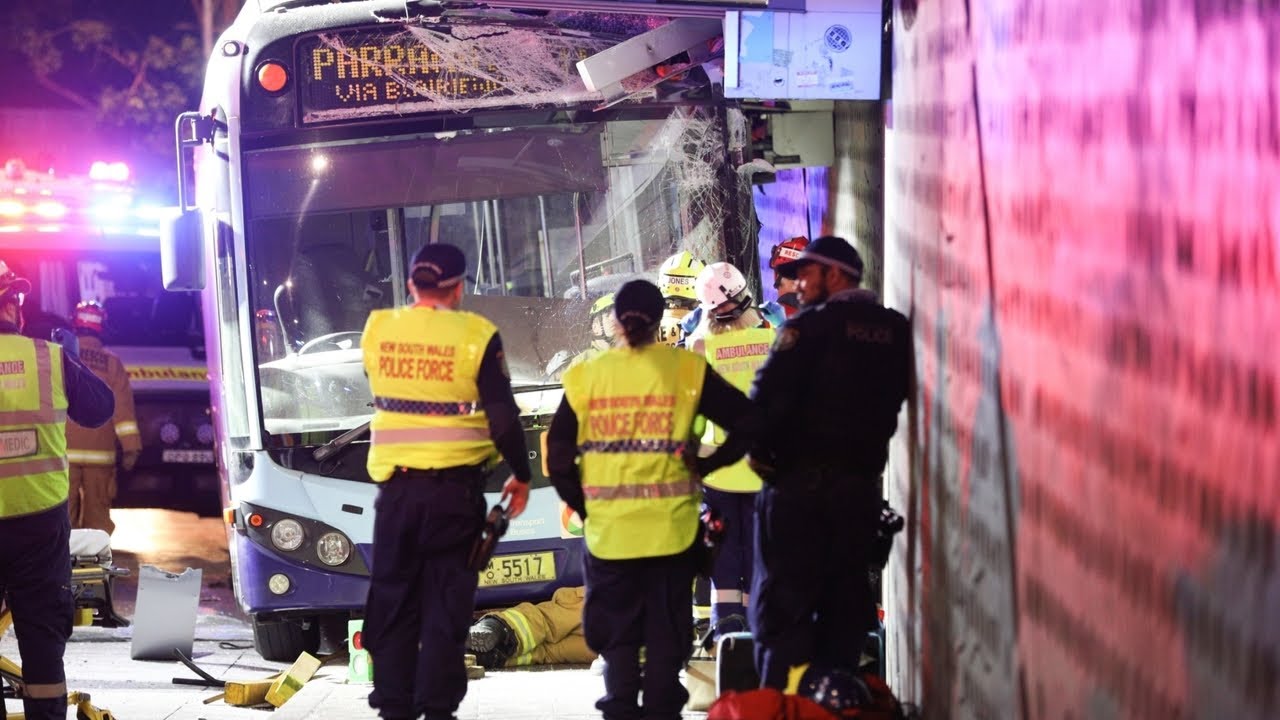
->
xmin=32 ymin=74 xmax=97 ymax=111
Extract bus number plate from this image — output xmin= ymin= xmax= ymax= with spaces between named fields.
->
xmin=162 ymin=449 xmax=214 ymax=464
xmin=478 ymin=551 xmax=556 ymax=588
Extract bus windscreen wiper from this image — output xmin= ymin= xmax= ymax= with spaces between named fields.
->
xmin=312 ymin=421 xmax=371 ymax=463
xmin=312 ymin=385 xmax=555 ymax=463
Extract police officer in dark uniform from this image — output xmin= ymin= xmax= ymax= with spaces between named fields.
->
xmin=747 ymin=236 xmax=911 ymax=689
xmin=360 ymin=244 xmax=531 ymax=720
xmin=0 ymin=260 xmax=113 ymax=720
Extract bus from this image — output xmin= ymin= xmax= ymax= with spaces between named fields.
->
xmin=0 ymin=158 xmax=216 ymax=511
xmin=165 ymin=0 xmax=777 ymax=660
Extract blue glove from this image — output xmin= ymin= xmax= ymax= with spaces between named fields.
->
xmin=51 ymin=327 xmax=79 ymax=358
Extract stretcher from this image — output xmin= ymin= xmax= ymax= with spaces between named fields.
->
xmin=1 ymin=529 xmax=127 ymax=719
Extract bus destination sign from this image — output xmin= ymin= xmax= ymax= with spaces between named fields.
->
xmin=297 ymin=30 xmax=595 ymax=122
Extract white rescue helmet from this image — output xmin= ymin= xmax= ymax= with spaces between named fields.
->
xmin=695 ymin=262 xmax=753 ymax=320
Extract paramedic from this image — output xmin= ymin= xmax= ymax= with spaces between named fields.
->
xmin=688 ymin=262 xmax=775 ymax=642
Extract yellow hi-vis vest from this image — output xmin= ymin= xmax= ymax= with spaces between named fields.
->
xmin=701 ymin=326 xmax=774 ymax=493
xmin=362 ymin=306 xmax=498 ymax=481
xmin=562 ymin=344 xmax=706 ymax=560
xmin=0 ymin=335 xmax=70 ymax=518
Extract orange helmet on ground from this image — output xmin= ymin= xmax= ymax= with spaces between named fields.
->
xmin=73 ymin=300 xmax=106 ymax=335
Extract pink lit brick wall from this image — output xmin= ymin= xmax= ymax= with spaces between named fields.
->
xmin=878 ymin=2 xmax=1279 ymax=718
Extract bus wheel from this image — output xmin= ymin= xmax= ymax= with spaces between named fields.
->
xmin=252 ymin=616 xmax=321 ymax=662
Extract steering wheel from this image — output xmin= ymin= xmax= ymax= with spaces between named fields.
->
xmin=296 ymin=331 xmax=363 ymax=355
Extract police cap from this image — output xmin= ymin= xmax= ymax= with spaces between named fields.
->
xmin=613 ymin=279 xmax=663 ymax=328
xmin=409 ymin=243 xmax=466 ymax=290
xmin=774 ymin=235 xmax=864 ymax=283
xmin=0 ymin=260 xmax=32 ymax=301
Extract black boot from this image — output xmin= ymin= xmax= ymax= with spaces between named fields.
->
xmin=465 ymin=616 xmax=517 ymax=668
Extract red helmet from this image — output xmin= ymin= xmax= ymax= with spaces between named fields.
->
xmin=769 ymin=236 xmax=809 ymax=270
xmin=73 ymin=300 xmax=106 ymax=334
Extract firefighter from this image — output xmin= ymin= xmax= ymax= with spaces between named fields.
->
xmin=545 ymin=279 xmax=762 ymax=720
xmin=465 ymin=585 xmax=594 ymax=668
xmin=760 ymin=236 xmax=809 ymax=327
xmin=577 ymin=293 xmax=617 ymax=364
xmin=546 ymin=293 xmax=617 ymax=381
xmin=64 ymin=301 xmax=140 ymax=535
xmin=0 ymin=260 xmax=113 ymax=720
xmin=360 ymin=243 xmax=532 ymax=720
xmin=656 ymin=250 xmax=704 ymax=347
xmin=688 ymin=262 xmax=775 ymax=642
xmin=747 ymin=237 xmax=911 ymax=689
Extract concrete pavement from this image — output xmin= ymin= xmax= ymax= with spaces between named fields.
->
xmin=5 ymin=620 xmax=713 ymax=719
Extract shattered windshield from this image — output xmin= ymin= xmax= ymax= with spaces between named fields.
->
xmin=244 ymin=108 xmax=732 ymax=437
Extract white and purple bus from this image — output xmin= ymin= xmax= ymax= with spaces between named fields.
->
xmin=163 ymin=0 xmax=780 ymax=661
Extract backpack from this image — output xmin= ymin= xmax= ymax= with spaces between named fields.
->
xmin=707 ymin=688 xmax=837 ymax=720
xmin=707 ymin=675 xmax=906 ymax=720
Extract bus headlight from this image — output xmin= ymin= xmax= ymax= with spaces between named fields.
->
xmin=316 ymin=532 xmax=351 ymax=566
xmin=159 ymin=422 xmax=181 ymax=444
xmin=271 ymin=519 xmax=304 ymax=551
xmin=268 ymin=574 xmax=291 ymax=595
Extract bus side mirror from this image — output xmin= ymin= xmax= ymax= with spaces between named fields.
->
xmin=161 ymin=210 xmax=206 ymax=291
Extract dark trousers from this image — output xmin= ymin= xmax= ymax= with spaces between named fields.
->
xmin=583 ymin=542 xmax=697 ymax=720
xmin=363 ymin=469 xmax=485 ymax=720
xmin=0 ymin=504 xmax=74 ymax=720
xmin=749 ymin=475 xmax=878 ymax=689
xmin=703 ymin=486 xmax=756 ymax=634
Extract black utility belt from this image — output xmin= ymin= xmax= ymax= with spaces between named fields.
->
xmin=393 ymin=464 xmax=485 ymax=481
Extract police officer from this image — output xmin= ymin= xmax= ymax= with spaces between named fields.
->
xmin=0 ymin=260 xmax=113 ymax=720
xmin=688 ymin=262 xmax=775 ymax=641
xmin=65 ymin=301 xmax=141 ymax=534
xmin=545 ymin=279 xmax=761 ymax=720
xmin=747 ymin=236 xmax=911 ymax=689
xmin=360 ymin=244 xmax=532 ymax=720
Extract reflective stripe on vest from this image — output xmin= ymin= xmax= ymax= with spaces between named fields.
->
xmin=363 ymin=306 xmax=497 ymax=481
xmin=115 ymin=420 xmax=139 ymax=436
xmin=700 ymin=326 xmax=774 ymax=493
xmin=582 ymin=477 xmax=699 ymax=500
xmin=562 ymin=344 xmax=705 ymax=560
xmin=67 ymin=449 xmax=117 ymax=465
xmin=0 ymin=336 xmax=70 ymax=518
xmin=371 ymin=426 xmax=491 ymax=444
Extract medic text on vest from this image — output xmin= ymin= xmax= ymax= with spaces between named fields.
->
xmin=377 ymin=341 xmax=456 ymax=382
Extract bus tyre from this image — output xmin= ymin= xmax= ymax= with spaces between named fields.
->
xmin=253 ymin=616 xmax=321 ymax=662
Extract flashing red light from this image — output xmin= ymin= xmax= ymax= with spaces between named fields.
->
xmin=352 ymin=630 xmax=363 ymax=650
xmin=878 ymin=606 xmax=886 ymax=622
xmin=248 ymin=513 xmax=264 ymax=528
xmin=89 ymin=161 xmax=130 ymax=183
